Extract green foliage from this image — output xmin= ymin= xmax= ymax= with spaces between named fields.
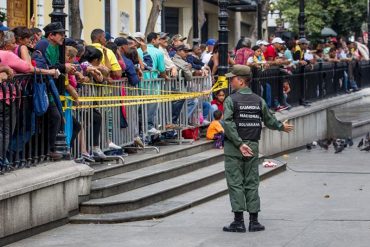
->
xmin=0 ymin=8 xmax=6 ymax=23
xmin=274 ymin=0 xmax=367 ymax=37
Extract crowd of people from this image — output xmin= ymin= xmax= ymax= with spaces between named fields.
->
xmin=1 ymin=18 xmax=369 ymax=169
xmin=0 ymin=21 xmax=226 ymax=170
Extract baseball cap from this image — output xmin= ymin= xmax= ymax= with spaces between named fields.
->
xmin=127 ymin=34 xmax=140 ymax=43
xmin=159 ymin=32 xmax=169 ymax=39
xmin=175 ymin=45 xmax=193 ymax=52
xmin=256 ymin=40 xmax=269 ymax=46
xmin=105 ymin=32 xmax=114 ymax=41
xmin=206 ymin=38 xmax=216 ymax=46
xmin=114 ymin=37 xmax=128 ymax=46
xmin=133 ymin=32 xmax=145 ymax=41
xmin=271 ymin=37 xmax=285 ymax=44
xmin=330 ymin=37 xmax=338 ymax=43
xmin=298 ymin=38 xmax=309 ymax=44
xmin=171 ymin=34 xmax=187 ymax=43
xmin=225 ymin=65 xmax=252 ymax=78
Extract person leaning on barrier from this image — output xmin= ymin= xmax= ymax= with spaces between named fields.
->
xmin=168 ymin=34 xmax=187 ymax=58
xmin=114 ymin=37 xmax=140 ymax=85
xmin=222 ymin=65 xmax=294 ymax=233
xmin=158 ymin=32 xmax=178 ymax=78
xmin=90 ymin=29 xmax=122 ymax=80
xmin=172 ymin=45 xmax=195 ymax=81
xmin=187 ymin=44 xmax=206 ymax=71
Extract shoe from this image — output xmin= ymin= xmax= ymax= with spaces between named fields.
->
xmin=249 ymin=221 xmax=265 ymax=232
xmin=299 ymin=101 xmax=311 ymax=107
xmin=223 ymin=220 xmax=246 ymax=233
xmin=93 ymin=147 xmax=107 ymax=159
xmin=48 ymin=151 xmax=63 ymax=161
xmin=148 ymin=127 xmax=161 ymax=135
xmin=249 ymin=213 xmax=265 ymax=232
xmin=81 ymin=153 xmax=95 ymax=163
xmin=133 ymin=136 xmax=144 ymax=148
xmin=274 ymin=106 xmax=282 ymax=112
xmin=202 ymin=120 xmax=211 ymax=126
xmin=279 ymin=105 xmax=289 ymax=111
xmin=109 ymin=142 xmax=122 ymax=150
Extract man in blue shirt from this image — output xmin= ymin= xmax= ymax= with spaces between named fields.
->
xmin=114 ymin=37 xmax=140 ymax=86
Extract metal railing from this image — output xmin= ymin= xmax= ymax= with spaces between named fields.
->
xmin=1 ymin=61 xmax=370 ymax=172
xmin=250 ymin=61 xmax=370 ymax=107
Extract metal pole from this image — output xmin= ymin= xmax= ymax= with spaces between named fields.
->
xmin=218 ymin=0 xmax=229 ymax=77
xmin=257 ymin=0 xmax=262 ymax=40
xmin=49 ymin=0 xmax=67 ymax=86
xmin=49 ymin=0 xmax=70 ymax=158
xmin=298 ymin=0 xmax=305 ymax=38
xmin=193 ymin=0 xmax=199 ymax=45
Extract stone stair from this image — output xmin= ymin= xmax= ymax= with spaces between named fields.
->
xmin=70 ymin=140 xmax=286 ymax=224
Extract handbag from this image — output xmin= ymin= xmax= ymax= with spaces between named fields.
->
xmin=33 ymin=70 xmax=49 ymax=116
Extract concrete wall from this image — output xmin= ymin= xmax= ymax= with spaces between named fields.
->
xmin=259 ymin=89 xmax=370 ymax=156
xmin=0 ymin=162 xmax=94 ymax=246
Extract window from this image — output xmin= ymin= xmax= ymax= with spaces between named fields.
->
xmin=164 ymin=7 xmax=179 ymax=36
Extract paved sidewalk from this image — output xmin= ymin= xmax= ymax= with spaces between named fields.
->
xmin=8 ymin=140 xmax=370 ymax=247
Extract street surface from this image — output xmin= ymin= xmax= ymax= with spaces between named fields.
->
xmin=8 ymin=138 xmax=370 ymax=247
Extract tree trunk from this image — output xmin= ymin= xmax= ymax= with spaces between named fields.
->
xmin=69 ymin=0 xmax=83 ymax=39
xmin=145 ymin=0 xmax=163 ymax=36
xmin=198 ymin=0 xmax=206 ymax=38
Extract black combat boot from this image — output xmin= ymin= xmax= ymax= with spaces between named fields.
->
xmin=249 ymin=213 xmax=265 ymax=232
xmin=223 ymin=212 xmax=246 ymax=233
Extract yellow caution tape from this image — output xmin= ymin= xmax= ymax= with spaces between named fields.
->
xmin=62 ymin=77 xmax=228 ymax=111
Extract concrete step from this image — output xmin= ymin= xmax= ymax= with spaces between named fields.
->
xmin=80 ymin=162 xmax=226 ymax=214
xmin=328 ymin=103 xmax=370 ymax=138
xmin=70 ymin=162 xmax=286 ymax=224
xmin=91 ymin=140 xmax=214 ymax=180
xmin=90 ymin=149 xmax=224 ymax=199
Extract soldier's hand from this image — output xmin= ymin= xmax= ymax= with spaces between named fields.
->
xmin=239 ymin=144 xmax=254 ymax=157
xmin=282 ymin=120 xmax=294 ymax=133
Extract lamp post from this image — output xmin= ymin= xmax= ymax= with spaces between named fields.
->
xmin=218 ymin=0 xmax=229 ymax=77
xmin=298 ymin=0 xmax=305 ymax=38
xmin=257 ymin=0 xmax=262 ymax=40
xmin=49 ymin=0 xmax=69 ymax=159
xmin=49 ymin=0 xmax=67 ymax=92
xmin=193 ymin=0 xmax=199 ymax=45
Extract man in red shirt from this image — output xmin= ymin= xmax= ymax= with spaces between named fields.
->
xmin=264 ymin=37 xmax=285 ymax=61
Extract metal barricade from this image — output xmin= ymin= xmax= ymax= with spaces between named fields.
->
xmin=72 ymin=78 xmax=140 ymax=158
xmin=1 ymin=74 xmax=49 ymax=172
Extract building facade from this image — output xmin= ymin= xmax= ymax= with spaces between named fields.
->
xmin=1 ymin=0 xmax=264 ymax=47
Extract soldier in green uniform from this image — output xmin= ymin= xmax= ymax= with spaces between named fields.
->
xmin=222 ymin=65 xmax=294 ymax=233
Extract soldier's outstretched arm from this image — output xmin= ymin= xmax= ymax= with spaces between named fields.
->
xmin=261 ymin=99 xmax=284 ymax=131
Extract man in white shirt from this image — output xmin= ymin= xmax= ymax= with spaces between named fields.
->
xmin=158 ymin=32 xmax=178 ymax=77
xmin=201 ymin=38 xmax=216 ymax=65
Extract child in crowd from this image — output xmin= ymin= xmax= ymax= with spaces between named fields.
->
xmin=282 ymin=79 xmax=292 ymax=109
xmin=206 ymin=110 xmax=224 ymax=149
xmin=273 ymin=79 xmax=291 ymax=112
xmin=211 ymin=89 xmax=225 ymax=113
xmin=65 ymin=46 xmax=95 ymax=162
xmin=247 ymin=45 xmax=268 ymax=70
